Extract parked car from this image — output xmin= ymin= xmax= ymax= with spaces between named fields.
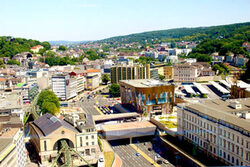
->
xmin=136 ymin=153 xmax=140 ymax=156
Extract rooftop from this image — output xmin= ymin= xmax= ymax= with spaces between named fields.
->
xmin=179 ymin=98 xmax=250 ymax=132
xmin=102 ymin=121 xmax=156 ymax=131
xmin=119 ymin=79 xmax=171 ymax=88
xmin=32 ymin=113 xmax=78 ymax=136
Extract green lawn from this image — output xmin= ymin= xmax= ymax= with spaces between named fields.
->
xmin=160 ymin=121 xmax=177 ymax=129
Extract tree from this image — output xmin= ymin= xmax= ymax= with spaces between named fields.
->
xmin=41 ymin=41 xmax=51 ymax=50
xmin=41 ymin=102 xmax=59 ymax=115
xmin=86 ymin=49 xmax=101 ymax=60
xmin=58 ymin=45 xmax=67 ymax=51
xmin=242 ymin=59 xmax=250 ymax=83
xmin=38 ymin=48 xmax=46 ymax=55
xmin=37 ymin=90 xmax=60 ymax=115
xmin=109 ymin=84 xmax=120 ymax=97
xmin=7 ymin=59 xmax=20 ymax=65
xmin=102 ymin=74 xmax=110 ymax=85
xmin=0 ymin=59 xmax=5 ymax=68
xmin=158 ymin=74 xmax=165 ymax=81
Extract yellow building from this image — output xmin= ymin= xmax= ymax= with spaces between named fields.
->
xmin=151 ymin=64 xmax=173 ymax=80
xmin=29 ymin=113 xmax=99 ymax=166
xmin=111 ymin=64 xmax=150 ymax=84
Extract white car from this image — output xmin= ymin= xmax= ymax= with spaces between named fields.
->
xmin=99 ymin=157 xmax=104 ymax=162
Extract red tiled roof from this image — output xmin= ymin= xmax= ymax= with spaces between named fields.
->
xmin=86 ymin=69 xmax=100 ymax=73
xmin=0 ymin=78 xmax=7 ymax=82
xmin=30 ymin=45 xmax=43 ymax=50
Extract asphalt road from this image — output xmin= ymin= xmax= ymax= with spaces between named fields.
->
xmin=80 ymin=94 xmax=118 ymax=115
xmin=112 ymin=144 xmax=152 ymax=167
xmin=133 ymin=142 xmax=174 ymax=167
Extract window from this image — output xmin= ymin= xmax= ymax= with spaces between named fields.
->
xmin=228 ymin=132 xmax=230 ymax=139
xmin=86 ymin=142 xmax=89 ymax=146
xmin=86 ymin=136 xmax=88 ymax=140
xmin=224 ymin=152 xmax=226 ymax=158
xmin=92 ymin=135 xmax=94 ymax=139
xmin=232 ymin=134 xmax=235 ymax=141
xmin=228 ymin=154 xmax=230 ymax=161
xmin=44 ymin=141 xmax=47 ymax=151
xmin=214 ymin=147 xmax=216 ymax=154
xmin=80 ymin=137 xmax=83 ymax=147
xmin=91 ymin=148 xmax=95 ymax=153
xmin=92 ymin=142 xmax=95 ymax=145
xmin=232 ymin=157 xmax=234 ymax=164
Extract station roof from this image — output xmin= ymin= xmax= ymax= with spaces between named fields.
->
xmin=102 ymin=121 xmax=156 ymax=131
xmin=184 ymin=85 xmax=196 ymax=94
xmin=193 ymin=83 xmax=210 ymax=94
xmin=219 ymin=80 xmax=231 ymax=88
xmin=209 ymin=81 xmax=230 ymax=94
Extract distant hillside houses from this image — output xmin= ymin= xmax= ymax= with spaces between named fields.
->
xmin=30 ymin=45 xmax=44 ymax=53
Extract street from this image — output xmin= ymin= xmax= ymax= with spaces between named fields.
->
xmin=112 ymin=144 xmax=152 ymax=167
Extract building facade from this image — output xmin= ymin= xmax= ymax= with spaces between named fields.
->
xmin=52 ymin=74 xmax=77 ymax=100
xmin=111 ymin=64 xmax=150 ymax=84
xmin=29 ymin=113 xmax=99 ymax=166
xmin=177 ymin=99 xmax=250 ymax=166
xmin=0 ymin=128 xmax=27 ymax=167
xmin=119 ymin=79 xmax=175 ymax=116
xmin=173 ymin=64 xmax=198 ymax=82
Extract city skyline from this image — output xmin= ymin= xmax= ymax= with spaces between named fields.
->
xmin=0 ymin=0 xmax=249 ymax=41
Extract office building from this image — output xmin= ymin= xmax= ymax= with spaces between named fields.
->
xmin=52 ymin=74 xmax=77 ymax=100
xmin=111 ymin=64 xmax=150 ymax=84
xmin=119 ymin=79 xmax=175 ymax=116
xmin=177 ymin=99 xmax=250 ymax=166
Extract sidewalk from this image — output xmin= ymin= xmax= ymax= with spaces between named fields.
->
xmin=112 ymin=154 xmax=122 ymax=167
xmin=130 ymin=144 xmax=161 ymax=167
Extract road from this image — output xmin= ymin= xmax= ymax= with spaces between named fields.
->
xmin=112 ymin=144 xmax=152 ymax=167
xmin=133 ymin=142 xmax=174 ymax=167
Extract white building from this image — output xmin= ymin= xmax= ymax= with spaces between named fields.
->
xmin=52 ymin=74 xmax=77 ymax=100
xmin=0 ymin=128 xmax=27 ymax=167
xmin=177 ymin=98 xmax=250 ymax=166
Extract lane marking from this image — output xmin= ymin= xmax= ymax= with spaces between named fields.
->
xmin=130 ymin=144 xmax=161 ymax=167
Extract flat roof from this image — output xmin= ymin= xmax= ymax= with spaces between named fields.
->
xmin=209 ymin=81 xmax=230 ymax=94
xmin=119 ymin=79 xmax=171 ymax=88
xmin=184 ymin=85 xmax=196 ymax=94
xmin=219 ymin=80 xmax=231 ymax=88
xmin=0 ymin=139 xmax=12 ymax=154
xmin=180 ymin=98 xmax=250 ymax=132
xmin=102 ymin=121 xmax=156 ymax=131
xmin=193 ymin=83 xmax=210 ymax=94
xmin=93 ymin=113 xmax=139 ymax=122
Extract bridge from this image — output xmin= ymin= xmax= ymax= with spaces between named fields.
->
xmin=93 ymin=112 xmax=140 ymax=124
xmin=100 ymin=121 xmax=157 ymax=141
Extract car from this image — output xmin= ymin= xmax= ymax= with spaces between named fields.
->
xmin=148 ymin=148 xmax=152 ymax=151
xmin=99 ymin=157 xmax=104 ymax=162
xmin=136 ymin=152 xmax=140 ymax=156
xmin=163 ymin=160 xmax=170 ymax=164
xmin=157 ymin=160 xmax=163 ymax=164
xmin=156 ymin=153 xmax=161 ymax=158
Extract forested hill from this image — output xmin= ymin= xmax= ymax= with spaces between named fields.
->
xmin=98 ymin=22 xmax=250 ymax=44
xmin=0 ymin=36 xmax=50 ymax=58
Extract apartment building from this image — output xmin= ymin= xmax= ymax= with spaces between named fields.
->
xmin=0 ymin=128 xmax=27 ymax=167
xmin=119 ymin=79 xmax=175 ymax=116
xmin=29 ymin=113 xmax=99 ymax=166
xmin=173 ymin=64 xmax=198 ymax=82
xmin=177 ymin=99 xmax=250 ymax=166
xmin=69 ymin=72 xmax=85 ymax=94
xmin=111 ymin=64 xmax=150 ymax=84
xmin=86 ymin=75 xmax=99 ymax=90
xmin=51 ymin=74 xmax=77 ymax=100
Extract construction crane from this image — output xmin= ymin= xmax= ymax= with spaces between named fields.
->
xmin=51 ymin=140 xmax=94 ymax=167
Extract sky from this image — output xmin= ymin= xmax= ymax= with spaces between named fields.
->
xmin=0 ymin=0 xmax=249 ymax=41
